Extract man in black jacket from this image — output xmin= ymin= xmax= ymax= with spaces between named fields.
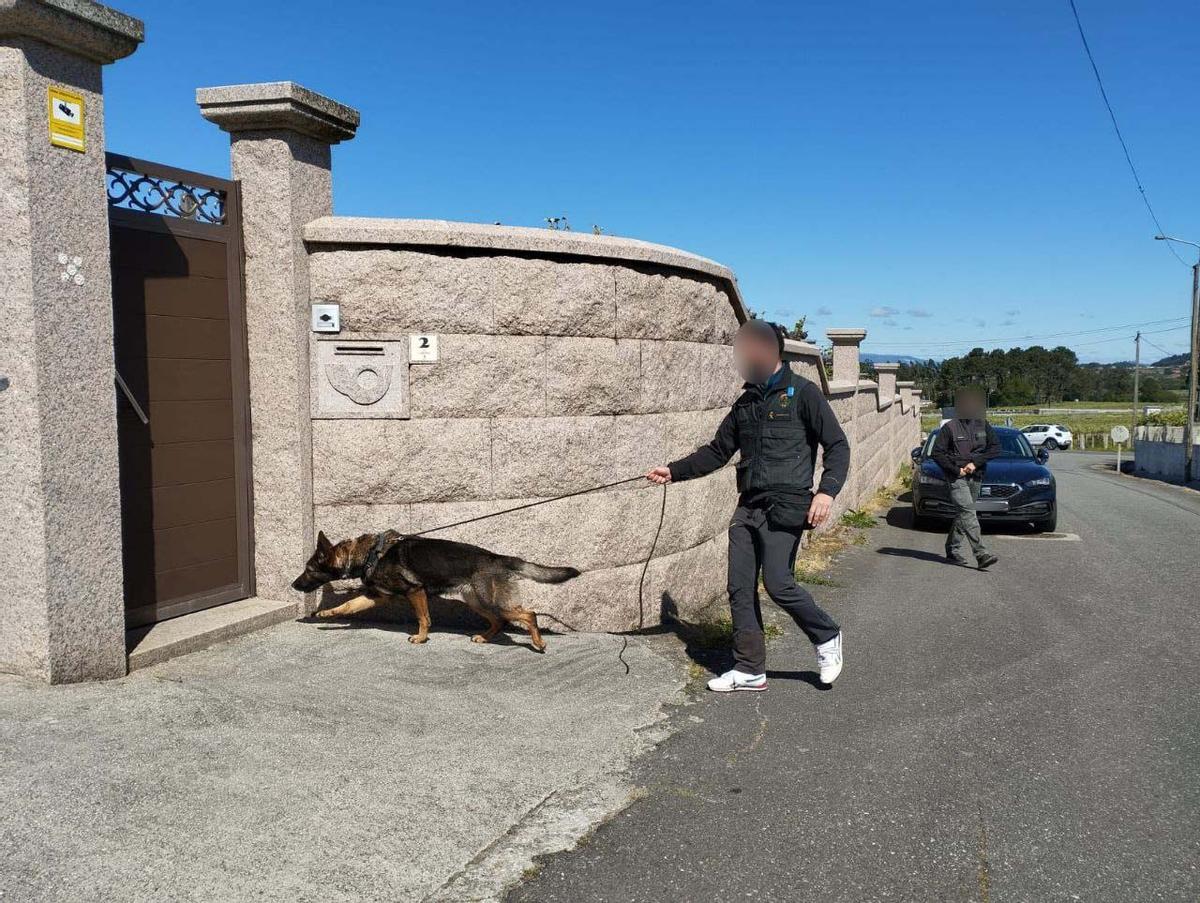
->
xmin=646 ymin=320 xmax=850 ymax=691
xmin=930 ymin=387 xmax=1001 ymax=569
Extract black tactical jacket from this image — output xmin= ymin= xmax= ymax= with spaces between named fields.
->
xmin=930 ymin=417 xmax=1001 ymax=479
xmin=668 ymin=365 xmax=850 ymax=508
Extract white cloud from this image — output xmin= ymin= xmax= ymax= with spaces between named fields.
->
xmin=906 ymin=308 xmax=932 ymax=318
xmin=883 ymin=318 xmax=898 ymax=327
xmin=870 ymin=306 xmax=900 ymax=318
xmin=816 ymin=305 xmax=833 ymax=316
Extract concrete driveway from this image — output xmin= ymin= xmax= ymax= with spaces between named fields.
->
xmin=0 ymin=622 xmax=684 ymax=902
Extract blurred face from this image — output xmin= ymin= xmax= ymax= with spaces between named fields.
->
xmin=955 ymin=389 xmax=986 ymax=419
xmin=733 ymin=327 xmax=781 ymax=384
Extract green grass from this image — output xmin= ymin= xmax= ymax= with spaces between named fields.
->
xmin=795 ymin=565 xmax=840 ymax=586
xmin=921 ymin=405 xmax=1162 ymax=448
xmin=689 ymin=616 xmax=784 ymax=649
xmin=839 ymin=509 xmax=877 ymax=529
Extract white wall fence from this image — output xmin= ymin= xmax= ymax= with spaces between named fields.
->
xmin=1134 ymin=425 xmax=1200 ymax=485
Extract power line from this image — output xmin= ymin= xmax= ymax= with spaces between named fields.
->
xmin=1068 ymin=0 xmax=1189 ymax=267
xmin=1067 ymin=324 xmax=1188 ymax=349
xmin=1141 ymin=336 xmax=1187 ymax=359
xmin=865 ymin=315 xmax=1189 ymax=351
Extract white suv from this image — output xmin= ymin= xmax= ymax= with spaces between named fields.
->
xmin=1021 ymin=423 xmax=1072 ymax=450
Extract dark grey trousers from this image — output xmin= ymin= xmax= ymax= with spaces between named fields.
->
xmin=945 ymin=476 xmax=991 ymax=561
xmin=727 ymin=505 xmax=841 ymax=675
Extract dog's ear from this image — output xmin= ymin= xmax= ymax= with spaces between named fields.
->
xmin=317 ymin=530 xmax=332 ymax=553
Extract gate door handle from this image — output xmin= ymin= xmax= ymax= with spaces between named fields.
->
xmin=114 ymin=370 xmax=150 ymax=425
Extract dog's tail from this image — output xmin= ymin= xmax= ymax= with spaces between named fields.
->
xmin=503 ymin=556 xmax=581 ymax=584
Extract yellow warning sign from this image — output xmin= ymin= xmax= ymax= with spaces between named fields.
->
xmin=48 ymin=87 xmax=85 ymax=152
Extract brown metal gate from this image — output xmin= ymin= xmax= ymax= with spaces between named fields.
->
xmin=106 ymin=154 xmax=254 ymax=629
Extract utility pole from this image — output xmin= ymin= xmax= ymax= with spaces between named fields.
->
xmin=1153 ymin=235 xmax=1200 ymax=483
xmin=1131 ymin=331 xmax=1141 ymax=441
xmin=1187 ymin=261 xmax=1200 ymax=483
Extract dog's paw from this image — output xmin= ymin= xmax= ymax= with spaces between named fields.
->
xmin=408 ymin=634 xmax=428 ymax=644
xmin=313 ymin=609 xmax=334 ymax=619
xmin=470 ymin=634 xmax=490 ymax=644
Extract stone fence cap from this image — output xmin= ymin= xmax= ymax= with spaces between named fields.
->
xmin=782 ymin=336 xmax=821 ymax=358
xmin=302 ymin=215 xmax=752 ymax=327
xmin=826 ymin=328 xmax=868 ymax=343
xmin=197 ymin=81 xmax=361 ymax=144
xmin=873 ymin=362 xmax=901 ymax=372
xmin=0 ymin=0 xmax=143 ymax=63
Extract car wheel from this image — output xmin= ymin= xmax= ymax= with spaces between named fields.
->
xmin=1033 ymin=505 xmax=1057 ymax=533
xmin=1043 ymin=438 xmax=1058 ymax=450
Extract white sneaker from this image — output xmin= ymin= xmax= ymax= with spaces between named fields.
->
xmin=816 ymin=633 xmax=843 ymax=684
xmin=707 ymin=669 xmax=767 ymax=692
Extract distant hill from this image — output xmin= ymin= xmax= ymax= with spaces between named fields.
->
xmin=1151 ymin=353 xmax=1190 ymax=367
xmin=861 ymin=353 xmax=929 ymax=365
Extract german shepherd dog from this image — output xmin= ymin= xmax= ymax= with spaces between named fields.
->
xmin=292 ymin=531 xmax=580 ymax=651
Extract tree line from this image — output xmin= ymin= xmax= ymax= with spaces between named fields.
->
xmin=890 ymin=346 xmax=1178 ymax=407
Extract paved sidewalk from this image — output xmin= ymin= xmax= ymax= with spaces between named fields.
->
xmin=0 ymin=620 xmax=684 ymax=903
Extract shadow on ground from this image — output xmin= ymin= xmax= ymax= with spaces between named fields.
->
xmin=648 ymin=596 xmax=829 ymax=691
xmin=306 ymin=584 xmax=553 ymax=652
xmin=884 ymin=501 xmax=1044 ymax=536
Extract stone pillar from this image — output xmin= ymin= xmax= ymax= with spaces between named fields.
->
xmin=897 ymin=380 xmax=914 ymax=413
xmin=0 ymin=1 xmax=142 ymax=682
xmin=826 ymin=328 xmax=867 ymax=387
xmin=874 ymin=362 xmax=899 ymax=406
xmin=196 ymin=82 xmax=359 ymax=611
xmin=873 ymin=363 xmax=899 ymax=481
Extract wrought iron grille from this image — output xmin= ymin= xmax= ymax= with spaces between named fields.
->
xmin=106 ymin=164 xmax=226 ymax=224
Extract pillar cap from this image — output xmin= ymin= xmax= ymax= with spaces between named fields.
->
xmin=873 ymin=362 xmax=901 ymax=372
xmin=0 ymin=0 xmax=143 ymax=64
xmin=197 ymin=81 xmax=360 ymax=144
xmin=826 ymin=328 xmax=867 ymax=345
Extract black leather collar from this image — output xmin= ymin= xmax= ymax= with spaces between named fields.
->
xmin=358 ymin=529 xmax=401 ymax=582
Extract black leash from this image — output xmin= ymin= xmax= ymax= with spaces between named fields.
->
xmin=407 ymin=475 xmax=646 ymax=537
xmin=403 ymin=472 xmax=670 ymax=675
xmin=618 ymin=481 xmax=668 ymax=675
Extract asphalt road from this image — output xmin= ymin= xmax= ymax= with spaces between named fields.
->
xmin=510 ymin=454 xmax=1200 ymax=902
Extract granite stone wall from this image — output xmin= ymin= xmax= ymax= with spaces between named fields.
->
xmin=0 ymin=27 xmax=140 ymax=681
xmin=302 ymin=220 xmax=920 ymax=631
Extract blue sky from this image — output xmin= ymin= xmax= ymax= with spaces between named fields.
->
xmin=104 ymin=0 xmax=1200 ymax=363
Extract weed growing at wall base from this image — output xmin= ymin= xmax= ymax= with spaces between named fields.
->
xmin=793 ymin=466 xmax=911 ymax=588
xmin=840 ymin=509 xmax=878 ymax=529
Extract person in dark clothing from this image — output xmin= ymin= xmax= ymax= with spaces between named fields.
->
xmin=645 ymin=319 xmax=850 ymax=691
xmin=929 ymin=387 xmax=1002 ymax=569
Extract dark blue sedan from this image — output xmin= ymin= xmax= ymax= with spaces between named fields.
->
xmin=910 ymin=426 xmax=1057 ymax=532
